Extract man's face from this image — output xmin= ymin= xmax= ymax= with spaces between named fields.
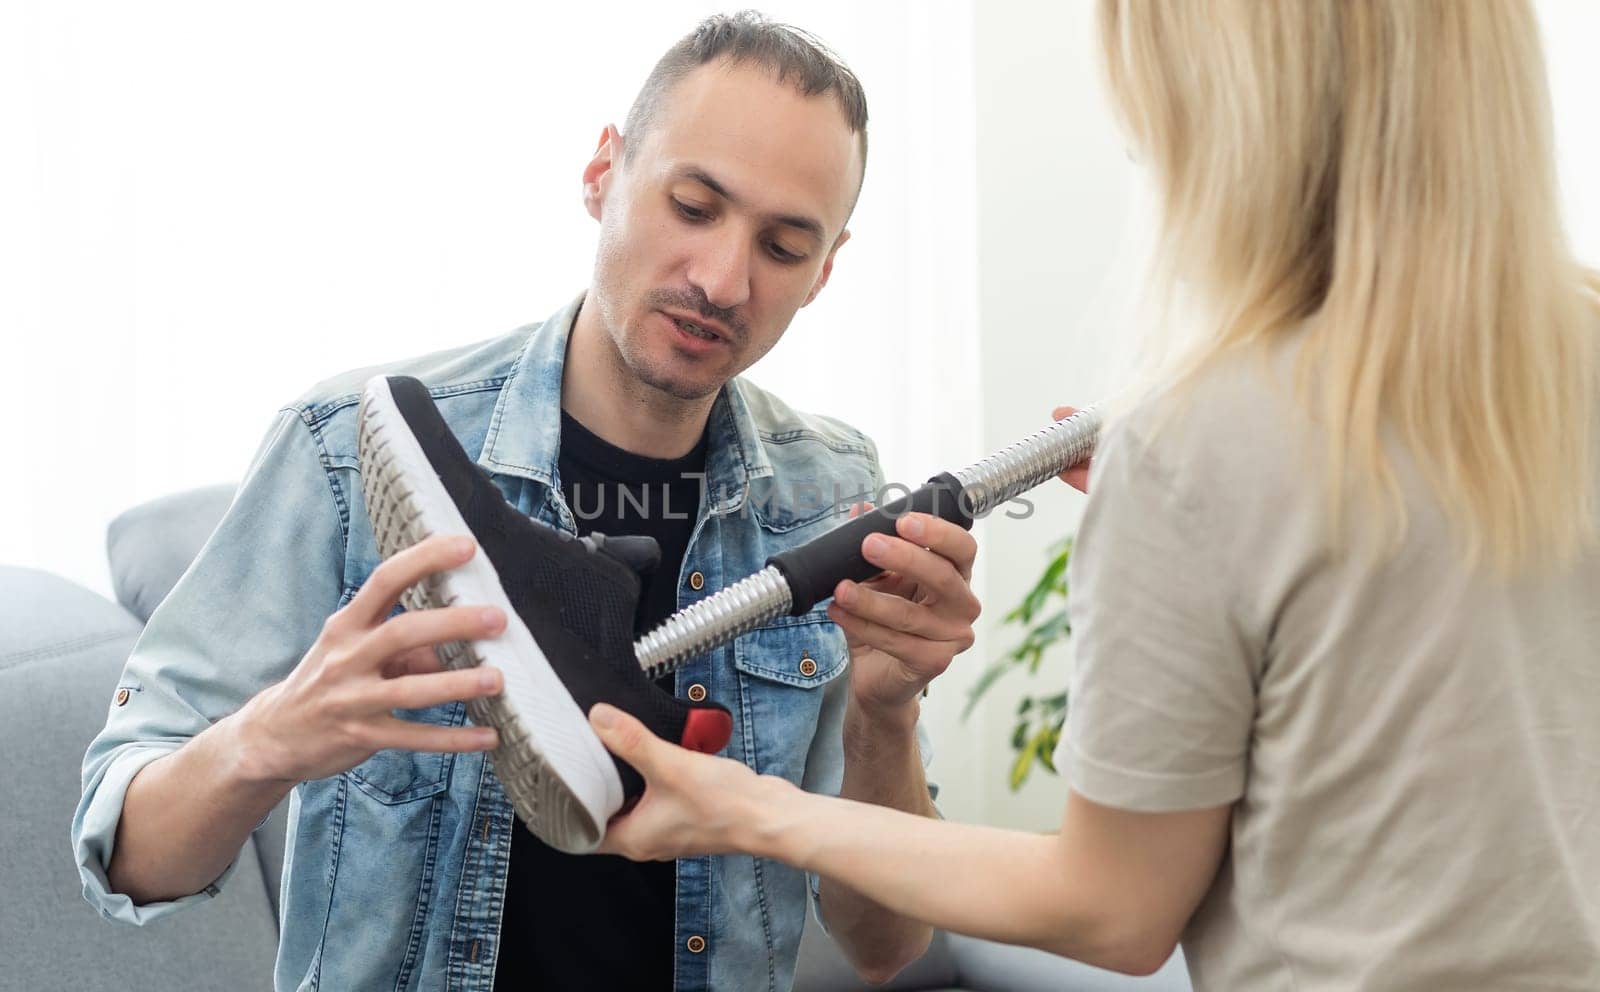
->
xmin=582 ymin=61 xmax=862 ymax=401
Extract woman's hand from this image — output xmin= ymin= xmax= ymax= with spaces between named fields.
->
xmin=588 ymin=703 xmax=795 ymax=861
xmin=1053 ymin=405 xmax=1091 ymax=494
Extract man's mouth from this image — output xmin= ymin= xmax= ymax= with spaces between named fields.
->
xmin=669 ymin=315 xmax=721 ymax=342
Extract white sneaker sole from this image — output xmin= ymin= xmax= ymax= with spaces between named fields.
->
xmin=356 ymin=374 xmax=623 ymax=854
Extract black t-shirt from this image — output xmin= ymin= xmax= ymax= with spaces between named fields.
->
xmin=492 ymin=410 xmax=706 ymax=991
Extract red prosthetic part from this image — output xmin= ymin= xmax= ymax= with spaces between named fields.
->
xmin=680 ymin=708 xmax=732 ymax=754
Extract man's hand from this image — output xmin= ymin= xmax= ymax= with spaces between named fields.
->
xmin=1054 ymin=405 xmax=1091 ymax=494
xmin=109 ymin=533 xmax=508 ymax=906
xmin=234 ymin=534 xmax=506 ymax=785
xmin=826 ymin=508 xmax=980 ymax=716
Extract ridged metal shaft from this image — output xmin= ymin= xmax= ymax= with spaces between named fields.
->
xmin=633 ymin=406 xmax=1103 ymax=676
xmin=634 ymin=566 xmax=793 ymax=679
xmin=953 ymin=405 xmax=1101 ymax=515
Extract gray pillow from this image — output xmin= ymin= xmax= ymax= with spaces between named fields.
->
xmin=106 ymin=484 xmax=236 ymax=622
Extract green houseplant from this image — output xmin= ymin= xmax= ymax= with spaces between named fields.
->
xmin=963 ymin=536 xmax=1074 ymax=790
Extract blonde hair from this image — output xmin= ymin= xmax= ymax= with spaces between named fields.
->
xmin=1098 ymin=0 xmax=1600 ymax=570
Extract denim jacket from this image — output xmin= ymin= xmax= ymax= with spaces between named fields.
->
xmin=74 ymin=296 xmax=932 ymax=991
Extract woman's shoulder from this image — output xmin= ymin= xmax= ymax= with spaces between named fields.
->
xmin=1101 ymin=341 xmax=1323 ymax=517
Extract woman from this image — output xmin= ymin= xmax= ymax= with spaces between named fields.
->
xmin=588 ymin=1 xmax=1600 ymax=987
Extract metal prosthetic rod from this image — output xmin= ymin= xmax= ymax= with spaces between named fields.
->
xmin=634 ymin=405 xmax=1104 ymax=680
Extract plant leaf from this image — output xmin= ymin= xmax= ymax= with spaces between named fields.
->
xmin=1034 ymin=724 xmax=1062 ymax=774
xmin=962 ymin=658 xmax=1020 ymax=719
xmin=977 ymin=533 xmax=1079 ymax=789
xmin=1039 ymin=690 xmax=1068 ymax=709
xmin=1008 ymin=743 xmax=1036 ymax=790
xmin=1005 ymin=551 xmax=1069 ymax=625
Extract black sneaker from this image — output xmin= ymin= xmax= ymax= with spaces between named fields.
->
xmin=356 ymin=374 xmax=732 ymax=853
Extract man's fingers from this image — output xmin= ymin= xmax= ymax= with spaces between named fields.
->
xmin=833 ymin=578 xmax=973 ymax=642
xmin=356 ymin=605 xmax=505 ymax=671
xmin=892 ymin=513 xmax=978 ymax=580
xmin=377 ymin=644 xmax=447 ymax=679
xmin=345 ymin=535 xmax=476 ymax=626
xmin=826 ymin=604 xmax=960 ymax=675
xmin=372 ymin=666 xmax=503 ymax=712
xmin=859 ymin=528 xmax=980 ymax=615
xmin=1052 ymin=405 xmax=1078 ymax=421
xmin=858 ymin=569 xmax=916 ymax=602
xmin=371 ymin=715 xmax=499 ymax=754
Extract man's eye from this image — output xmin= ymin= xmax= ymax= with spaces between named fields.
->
xmin=767 ymin=242 xmax=805 ymax=263
xmin=673 ymin=199 xmax=710 ymax=222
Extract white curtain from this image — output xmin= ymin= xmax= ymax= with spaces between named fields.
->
xmin=0 ymin=1 xmax=981 ymax=598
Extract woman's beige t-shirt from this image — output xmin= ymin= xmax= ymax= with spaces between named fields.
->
xmin=1062 ymin=352 xmax=1600 ymax=990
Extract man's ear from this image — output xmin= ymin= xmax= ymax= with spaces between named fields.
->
xmin=801 ymin=229 xmax=850 ymax=308
xmin=582 ymin=125 xmax=624 ymax=221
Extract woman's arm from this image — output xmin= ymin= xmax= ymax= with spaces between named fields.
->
xmin=589 ymin=703 xmax=1229 ymax=977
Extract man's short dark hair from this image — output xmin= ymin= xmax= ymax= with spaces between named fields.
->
xmin=622 ymin=11 xmax=869 ymax=205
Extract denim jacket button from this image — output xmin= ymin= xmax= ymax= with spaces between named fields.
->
xmin=686 ymin=935 xmax=707 ymax=954
xmin=798 ymin=655 xmax=818 ymax=677
xmin=688 ymin=570 xmax=705 ymax=591
xmin=687 ymin=683 xmax=708 ymax=703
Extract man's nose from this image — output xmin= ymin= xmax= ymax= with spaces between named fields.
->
xmin=687 ymin=231 xmax=752 ymax=312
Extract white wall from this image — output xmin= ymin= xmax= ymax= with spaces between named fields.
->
xmin=962 ymin=0 xmax=1137 ymax=830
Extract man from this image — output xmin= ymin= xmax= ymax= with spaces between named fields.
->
xmin=72 ymin=12 xmax=980 ymax=992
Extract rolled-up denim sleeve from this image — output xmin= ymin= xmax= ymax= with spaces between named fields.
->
xmin=73 ymin=408 xmax=347 ymax=925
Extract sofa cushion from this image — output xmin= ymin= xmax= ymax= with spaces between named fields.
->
xmin=0 ymin=566 xmax=280 ymax=992
xmin=106 ymin=484 xmax=235 ymax=622
xmin=0 ymin=567 xmax=142 ymax=670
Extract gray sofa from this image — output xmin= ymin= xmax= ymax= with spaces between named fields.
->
xmin=0 ymin=486 xmax=1191 ymax=992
